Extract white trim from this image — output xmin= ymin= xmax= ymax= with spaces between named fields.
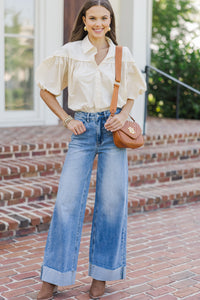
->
xmin=38 ymin=0 xmax=64 ymax=126
xmin=34 ymin=0 xmax=45 ymax=124
xmin=118 ymin=0 xmax=133 ymax=49
xmin=146 ymin=0 xmax=153 ymax=66
xmin=119 ymin=0 xmax=152 ymax=130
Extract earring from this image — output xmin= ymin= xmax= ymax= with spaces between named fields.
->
xmin=108 ymin=27 xmax=111 ymax=31
xmin=84 ymin=26 xmax=87 ymax=31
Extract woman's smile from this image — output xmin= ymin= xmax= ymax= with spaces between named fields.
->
xmin=93 ymin=28 xmax=104 ymax=33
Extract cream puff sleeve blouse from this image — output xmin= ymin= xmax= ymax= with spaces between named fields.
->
xmin=35 ymin=35 xmax=146 ymax=113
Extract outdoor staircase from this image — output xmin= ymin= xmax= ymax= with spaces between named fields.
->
xmin=0 ymin=118 xmax=200 ymax=240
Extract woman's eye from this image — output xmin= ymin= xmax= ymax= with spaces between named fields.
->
xmin=88 ymin=17 xmax=108 ymax=21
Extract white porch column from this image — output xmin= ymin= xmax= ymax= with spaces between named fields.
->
xmin=119 ymin=0 xmax=152 ymax=131
xmin=36 ymin=0 xmax=64 ymax=125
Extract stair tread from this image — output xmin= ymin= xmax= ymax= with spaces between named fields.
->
xmin=0 ymin=170 xmax=199 ymax=200
xmin=146 ymin=117 xmax=200 ymax=136
xmin=1 ymin=141 xmax=200 ymax=163
xmin=127 ymin=142 xmax=200 ymax=164
xmin=0 ymin=176 xmax=198 ymax=204
xmin=129 ymin=177 xmax=200 ymax=194
xmin=128 ymin=142 xmax=200 ymax=154
xmin=1 ymin=156 xmax=200 ymax=185
xmin=0 ymin=125 xmax=72 ymax=145
xmin=1 ymin=120 xmax=200 ymax=144
xmin=0 ymin=158 xmax=199 ymax=199
xmin=0 ymin=177 xmax=199 ymax=238
xmin=1 ymin=138 xmax=199 ymax=152
xmin=0 ymin=119 xmax=200 ymax=159
xmin=1 ymin=142 xmax=200 ymax=176
xmin=129 ymin=157 xmax=200 ymax=173
xmin=0 ymin=155 xmax=65 ymax=176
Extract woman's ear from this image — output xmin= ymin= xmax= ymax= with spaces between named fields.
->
xmin=82 ymin=16 xmax=86 ymax=25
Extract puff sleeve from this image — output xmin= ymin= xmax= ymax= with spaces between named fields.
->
xmin=124 ymin=47 xmax=146 ymax=100
xmin=35 ymin=52 xmax=68 ymax=97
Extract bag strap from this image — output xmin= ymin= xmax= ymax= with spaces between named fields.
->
xmin=110 ymin=46 xmax=123 ymax=116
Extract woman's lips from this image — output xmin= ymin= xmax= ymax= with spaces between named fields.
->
xmin=93 ymin=28 xmax=104 ymax=33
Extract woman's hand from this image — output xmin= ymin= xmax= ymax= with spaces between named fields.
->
xmin=104 ymin=112 xmax=128 ymax=132
xmin=67 ymin=119 xmax=86 ymax=135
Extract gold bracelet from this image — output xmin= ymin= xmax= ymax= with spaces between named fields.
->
xmin=63 ymin=115 xmax=73 ymax=128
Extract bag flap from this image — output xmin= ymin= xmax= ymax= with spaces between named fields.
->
xmin=119 ymin=121 xmax=142 ymax=139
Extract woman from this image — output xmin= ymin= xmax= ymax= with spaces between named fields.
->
xmin=36 ymin=0 xmax=146 ymax=299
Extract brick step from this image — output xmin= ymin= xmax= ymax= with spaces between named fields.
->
xmin=128 ymin=142 xmax=200 ymax=165
xmin=0 ymin=125 xmax=71 ymax=160
xmin=146 ymin=117 xmax=200 ymax=146
xmin=0 ymin=177 xmax=199 ymax=240
xmin=0 ymin=156 xmax=64 ymax=181
xmin=0 ymin=174 xmax=97 ymax=206
xmin=1 ymin=142 xmax=200 ymax=182
xmin=1 ymin=134 xmax=199 ymax=160
xmin=128 ymin=158 xmax=200 ymax=186
xmin=0 ymin=155 xmax=98 ymax=181
xmin=0 ymin=140 xmax=69 ymax=160
xmin=1 ymin=157 xmax=200 ymax=207
xmin=128 ymin=177 xmax=200 ymax=213
xmin=0 ymin=122 xmax=200 ymax=160
xmin=145 ymin=132 xmax=200 ymax=146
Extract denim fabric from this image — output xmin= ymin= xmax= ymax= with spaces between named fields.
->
xmin=41 ymin=109 xmax=128 ymax=286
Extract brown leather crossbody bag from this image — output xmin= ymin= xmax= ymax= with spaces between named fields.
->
xmin=110 ymin=46 xmax=144 ymax=149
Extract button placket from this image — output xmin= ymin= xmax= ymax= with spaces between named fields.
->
xmin=94 ymin=70 xmax=102 ymax=109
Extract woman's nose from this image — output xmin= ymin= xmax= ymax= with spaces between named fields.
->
xmin=95 ymin=19 xmax=102 ymax=27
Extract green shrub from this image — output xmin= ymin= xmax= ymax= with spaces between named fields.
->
xmin=149 ymin=0 xmax=200 ymax=119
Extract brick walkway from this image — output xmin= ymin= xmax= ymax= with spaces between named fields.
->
xmin=1 ymin=202 xmax=200 ymax=300
xmin=0 ymin=117 xmax=200 ymax=299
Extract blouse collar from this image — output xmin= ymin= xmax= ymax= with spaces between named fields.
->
xmin=82 ymin=34 xmax=115 ymax=59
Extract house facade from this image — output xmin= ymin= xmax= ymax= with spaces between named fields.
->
xmin=0 ymin=0 xmax=152 ymax=129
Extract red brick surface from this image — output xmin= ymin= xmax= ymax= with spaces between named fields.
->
xmin=1 ymin=202 xmax=200 ymax=299
xmin=0 ymin=118 xmax=200 ymax=298
xmin=0 ymin=118 xmax=200 ymax=240
xmin=0 ymin=174 xmax=199 ymax=238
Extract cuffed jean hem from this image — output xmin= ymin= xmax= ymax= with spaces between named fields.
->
xmin=88 ymin=263 xmax=126 ymax=281
xmin=41 ymin=265 xmax=76 ymax=286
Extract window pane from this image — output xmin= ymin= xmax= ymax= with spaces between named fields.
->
xmin=4 ymin=0 xmax=34 ymax=36
xmin=5 ymin=37 xmax=34 ymax=111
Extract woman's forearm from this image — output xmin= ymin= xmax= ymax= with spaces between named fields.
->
xmin=120 ymin=99 xmax=135 ymax=118
xmin=40 ymin=89 xmax=69 ymax=122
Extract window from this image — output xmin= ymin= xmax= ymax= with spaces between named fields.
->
xmin=0 ymin=0 xmax=63 ymax=127
xmin=4 ymin=0 xmax=35 ymax=111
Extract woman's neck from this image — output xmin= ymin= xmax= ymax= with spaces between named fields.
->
xmin=88 ymin=35 xmax=109 ymax=51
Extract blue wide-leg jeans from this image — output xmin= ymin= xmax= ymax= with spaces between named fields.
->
xmin=41 ymin=109 xmax=128 ymax=286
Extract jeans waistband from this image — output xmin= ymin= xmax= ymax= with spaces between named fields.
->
xmin=74 ymin=108 xmax=121 ymax=122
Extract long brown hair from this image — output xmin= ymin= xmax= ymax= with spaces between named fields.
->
xmin=70 ymin=0 xmax=118 ymax=45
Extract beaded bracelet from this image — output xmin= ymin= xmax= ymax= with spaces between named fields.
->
xmin=63 ymin=115 xmax=73 ymax=128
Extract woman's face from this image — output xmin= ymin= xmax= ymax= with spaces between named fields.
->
xmin=83 ymin=5 xmax=111 ymax=41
